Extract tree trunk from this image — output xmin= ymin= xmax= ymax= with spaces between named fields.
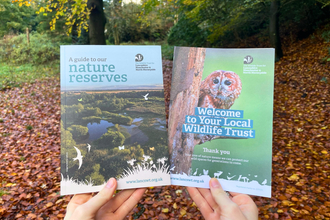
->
xmin=270 ymin=0 xmax=283 ymax=61
xmin=88 ymin=0 xmax=106 ymax=45
xmin=26 ymin=28 xmax=30 ymax=45
xmin=168 ymin=47 xmax=206 ymax=175
xmin=112 ymin=0 xmax=121 ymax=45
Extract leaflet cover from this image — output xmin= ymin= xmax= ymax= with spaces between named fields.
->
xmin=168 ymin=47 xmax=274 ymax=197
xmin=60 ymin=45 xmax=170 ymax=195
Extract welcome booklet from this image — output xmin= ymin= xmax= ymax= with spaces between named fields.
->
xmin=60 ymin=45 xmax=170 ymax=195
xmin=168 ymin=47 xmax=274 ymax=197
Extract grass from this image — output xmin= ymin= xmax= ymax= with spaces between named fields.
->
xmin=0 ymin=189 xmax=9 ymax=196
xmin=0 ymin=61 xmax=60 ymax=91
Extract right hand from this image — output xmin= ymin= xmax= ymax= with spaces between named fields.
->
xmin=186 ymin=178 xmax=258 ymax=220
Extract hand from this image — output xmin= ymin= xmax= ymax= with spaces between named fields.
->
xmin=64 ymin=178 xmax=146 ymax=220
xmin=186 ymin=178 xmax=258 ymax=220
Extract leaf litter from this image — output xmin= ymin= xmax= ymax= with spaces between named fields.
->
xmin=0 ymin=31 xmax=330 ymax=219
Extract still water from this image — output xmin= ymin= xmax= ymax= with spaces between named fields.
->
xmin=87 ymin=117 xmax=165 ymax=145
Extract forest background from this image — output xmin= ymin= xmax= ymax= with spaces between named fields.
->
xmin=0 ymin=0 xmax=330 ymax=219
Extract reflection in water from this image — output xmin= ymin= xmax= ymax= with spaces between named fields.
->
xmin=154 ymin=118 xmax=167 ymax=131
xmin=132 ymin=117 xmax=143 ymax=123
xmin=121 ymin=124 xmax=149 ymax=145
xmin=87 ymin=120 xmax=114 ymax=141
xmin=87 ymin=117 xmax=164 ymax=145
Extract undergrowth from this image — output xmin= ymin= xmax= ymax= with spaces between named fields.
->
xmin=0 ymin=61 xmax=59 ymax=90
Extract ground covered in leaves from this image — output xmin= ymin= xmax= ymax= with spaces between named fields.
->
xmin=1 ymin=30 xmax=330 ymax=219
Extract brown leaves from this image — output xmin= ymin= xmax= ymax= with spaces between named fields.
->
xmin=126 ymin=186 xmax=201 ymax=219
xmin=259 ymin=26 xmax=330 ymax=219
xmin=1 ymin=28 xmax=330 ymax=219
xmin=0 ymin=79 xmax=71 ymax=218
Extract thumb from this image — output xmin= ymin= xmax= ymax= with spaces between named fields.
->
xmin=80 ymin=178 xmax=117 ymax=216
xmin=209 ymin=178 xmax=232 ymax=208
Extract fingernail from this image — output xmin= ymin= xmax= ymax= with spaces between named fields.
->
xmin=210 ymin=178 xmax=221 ymax=188
xmin=106 ymin=178 xmax=115 ymax=189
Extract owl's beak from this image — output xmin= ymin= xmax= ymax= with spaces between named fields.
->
xmin=218 ymin=85 xmax=222 ymax=91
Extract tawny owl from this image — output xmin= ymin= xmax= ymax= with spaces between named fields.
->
xmin=195 ymin=70 xmax=242 ymax=144
xmin=198 ymin=70 xmax=242 ymax=109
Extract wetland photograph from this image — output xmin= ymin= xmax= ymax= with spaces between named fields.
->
xmin=60 ymin=89 xmax=169 ymax=191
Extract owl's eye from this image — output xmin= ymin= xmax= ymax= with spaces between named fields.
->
xmin=224 ymin=80 xmax=232 ymax=86
xmin=213 ymin=78 xmax=219 ymax=84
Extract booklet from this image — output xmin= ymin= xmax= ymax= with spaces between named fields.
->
xmin=168 ymin=47 xmax=274 ymax=197
xmin=60 ymin=45 xmax=171 ymax=195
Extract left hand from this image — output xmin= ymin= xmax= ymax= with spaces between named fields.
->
xmin=64 ymin=178 xmax=146 ymax=220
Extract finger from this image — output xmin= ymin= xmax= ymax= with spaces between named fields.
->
xmin=209 ymin=178 xmax=233 ymax=209
xmin=231 ymin=193 xmax=259 ymax=219
xmin=100 ymin=188 xmax=136 ymax=213
xmin=113 ymin=188 xmax=146 ymax=219
xmin=198 ymin=188 xmax=219 ymax=212
xmin=65 ymin=194 xmax=92 ymax=220
xmin=186 ymin=187 xmax=214 ymax=219
xmin=79 ymin=178 xmax=117 ymax=217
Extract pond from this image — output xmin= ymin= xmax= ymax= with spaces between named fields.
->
xmin=87 ymin=117 xmax=165 ymax=145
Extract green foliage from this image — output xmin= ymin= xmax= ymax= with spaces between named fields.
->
xmin=26 ymin=125 xmax=33 ymax=130
xmin=60 ymin=91 xmax=168 ymax=182
xmin=103 ymin=112 xmax=133 ymax=125
xmin=0 ymin=32 xmax=61 ymax=65
xmin=160 ymin=43 xmax=174 ymax=60
xmin=86 ymin=164 xmax=105 ymax=185
xmin=0 ymin=189 xmax=9 ymax=197
xmin=61 ymin=129 xmax=76 ymax=149
xmin=321 ymin=24 xmax=330 ymax=42
xmin=166 ymin=0 xmax=330 ymax=47
xmin=61 ymin=104 xmax=84 ymax=124
xmin=67 ymin=125 xmax=89 ymax=140
xmin=167 ymin=14 xmax=208 ymax=47
xmin=80 ymin=107 xmax=103 ymax=117
xmin=105 ymin=2 xmax=173 ymax=44
xmin=0 ymin=0 xmax=37 ymax=37
xmin=0 ymin=61 xmax=59 ymax=91
xmin=93 ymin=130 xmax=125 ymax=149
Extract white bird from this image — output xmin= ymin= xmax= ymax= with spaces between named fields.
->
xmin=73 ymin=146 xmax=83 ymax=169
xmin=143 ymin=154 xmax=151 ymax=161
xmin=193 ymin=168 xmax=198 ymax=176
xmin=227 ymin=175 xmax=236 ymax=180
xmin=203 ymin=169 xmax=209 ymax=175
xmin=157 ymin=157 xmax=167 ymax=164
xmin=87 ymin=143 xmax=91 ymax=152
xmin=142 ymin=93 xmax=149 ymax=100
xmin=119 ymin=145 xmax=125 ymax=150
xmin=127 ymin=158 xmax=136 ymax=166
xmin=262 ymin=179 xmax=267 ymax=185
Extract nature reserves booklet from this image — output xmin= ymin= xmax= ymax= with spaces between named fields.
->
xmin=168 ymin=47 xmax=274 ymax=197
xmin=60 ymin=45 xmax=170 ymax=195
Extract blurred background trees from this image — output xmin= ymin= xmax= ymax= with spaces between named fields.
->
xmin=0 ymin=0 xmax=330 ymax=62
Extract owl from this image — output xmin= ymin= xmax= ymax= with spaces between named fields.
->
xmin=195 ymin=70 xmax=242 ymax=144
xmin=198 ymin=70 xmax=242 ymax=109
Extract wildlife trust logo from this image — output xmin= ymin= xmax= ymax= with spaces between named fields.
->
xmin=244 ymin=55 xmax=253 ymax=64
xmin=135 ymin=53 xmax=144 ymax=62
